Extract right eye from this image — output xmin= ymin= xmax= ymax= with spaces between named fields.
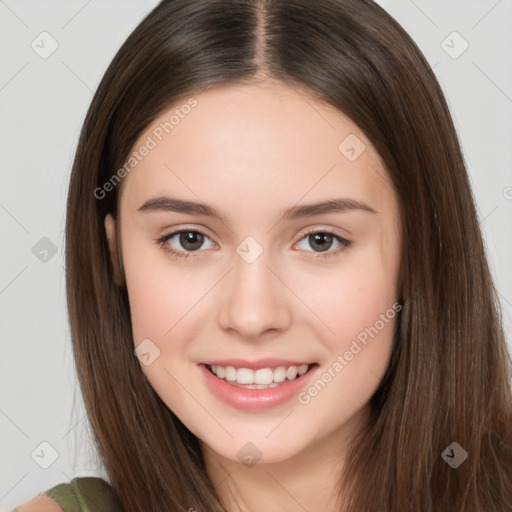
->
xmin=156 ymin=229 xmax=216 ymax=259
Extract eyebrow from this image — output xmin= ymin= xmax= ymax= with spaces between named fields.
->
xmin=137 ymin=195 xmax=378 ymax=222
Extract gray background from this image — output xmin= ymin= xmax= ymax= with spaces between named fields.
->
xmin=1 ymin=1 xmax=511 ymax=509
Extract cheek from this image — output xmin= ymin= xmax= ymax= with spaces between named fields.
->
xmin=297 ymin=262 xmax=398 ymax=411
xmin=121 ymin=231 xmax=201 ymax=343
xmin=123 ymin=249 xmax=207 ymax=412
xmin=124 ymin=264 xmax=177 ymax=345
xmin=306 ymin=250 xmax=399 ymax=343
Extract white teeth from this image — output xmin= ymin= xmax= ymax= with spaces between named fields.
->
xmin=237 ymin=368 xmax=254 ymax=384
xmin=225 ymin=366 xmax=237 ymax=381
xmin=298 ymin=364 xmax=308 ymax=376
xmin=243 ymin=383 xmax=281 ymax=389
xmin=208 ymin=363 xmax=311 ymax=385
xmin=286 ymin=366 xmax=298 ymax=380
xmin=254 ymin=368 xmax=274 ymax=384
xmin=273 ymin=366 xmax=286 ymax=382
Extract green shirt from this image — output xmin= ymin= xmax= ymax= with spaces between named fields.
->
xmin=43 ymin=477 xmax=122 ymax=512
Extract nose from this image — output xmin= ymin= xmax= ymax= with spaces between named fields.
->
xmin=217 ymin=247 xmax=291 ymax=340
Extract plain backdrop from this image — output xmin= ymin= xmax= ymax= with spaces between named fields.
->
xmin=1 ymin=1 xmax=511 ymax=510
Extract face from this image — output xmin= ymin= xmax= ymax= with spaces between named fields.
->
xmin=104 ymin=80 xmax=401 ymax=468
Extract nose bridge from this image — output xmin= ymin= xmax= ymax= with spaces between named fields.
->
xmin=217 ymin=239 xmax=290 ymax=338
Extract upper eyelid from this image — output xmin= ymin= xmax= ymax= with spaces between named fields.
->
xmin=160 ymin=222 xmax=350 ymax=236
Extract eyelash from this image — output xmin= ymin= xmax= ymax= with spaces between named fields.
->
xmin=155 ymin=228 xmax=351 ymax=261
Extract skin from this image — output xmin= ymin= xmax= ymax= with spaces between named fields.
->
xmin=104 ymin=80 xmax=402 ymax=512
xmin=14 ymin=495 xmax=62 ymax=511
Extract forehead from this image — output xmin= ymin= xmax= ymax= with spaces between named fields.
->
xmin=119 ymin=81 xmax=392 ymax=217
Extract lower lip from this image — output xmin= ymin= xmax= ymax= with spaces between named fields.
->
xmin=198 ymin=363 xmax=319 ymax=411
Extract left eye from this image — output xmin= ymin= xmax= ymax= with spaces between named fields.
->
xmin=156 ymin=228 xmax=351 ymax=259
xmin=296 ymin=229 xmax=351 ymax=257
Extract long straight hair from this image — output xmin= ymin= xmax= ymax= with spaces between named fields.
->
xmin=65 ymin=0 xmax=512 ymax=510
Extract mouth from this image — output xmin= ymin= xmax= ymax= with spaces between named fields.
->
xmin=198 ymin=361 xmax=320 ymax=411
xmin=203 ymin=362 xmax=319 ymax=389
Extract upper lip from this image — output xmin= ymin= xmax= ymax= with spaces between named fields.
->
xmin=201 ymin=358 xmax=315 ymax=370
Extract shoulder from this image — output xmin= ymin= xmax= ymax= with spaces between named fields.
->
xmin=13 ymin=494 xmax=63 ymax=511
xmin=14 ymin=477 xmax=118 ymax=512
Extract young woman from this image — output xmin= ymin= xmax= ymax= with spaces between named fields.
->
xmin=15 ymin=0 xmax=512 ymax=511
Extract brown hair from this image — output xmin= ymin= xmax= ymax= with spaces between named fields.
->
xmin=65 ymin=0 xmax=512 ymax=510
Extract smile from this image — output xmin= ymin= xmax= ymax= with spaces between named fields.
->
xmin=199 ymin=362 xmax=319 ymax=411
